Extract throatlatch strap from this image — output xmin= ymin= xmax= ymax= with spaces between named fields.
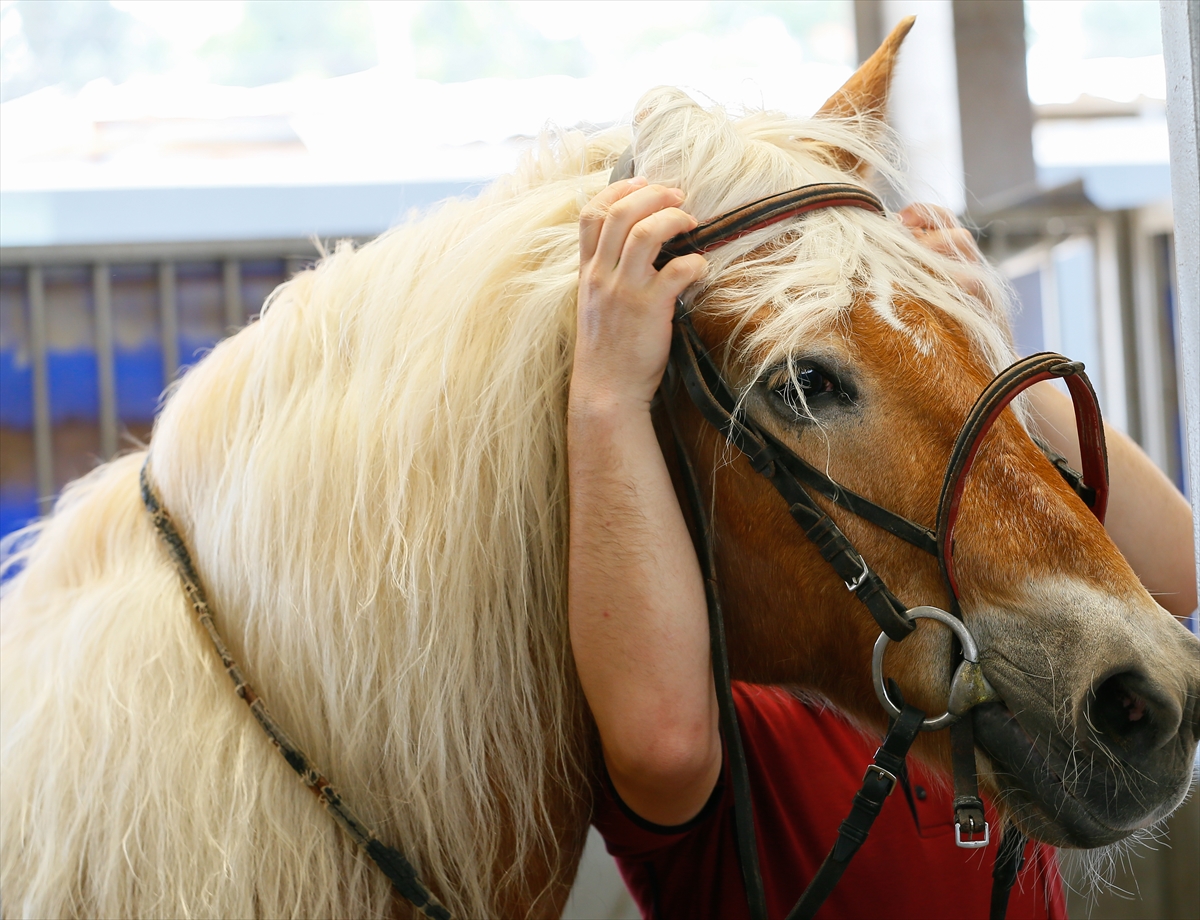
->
xmin=990 ymin=826 xmax=1029 ymax=920
xmin=139 ymin=463 xmax=452 ymax=920
xmin=1034 ymin=436 xmax=1097 ymax=508
xmin=785 ymin=702 xmax=926 ymax=920
xmin=660 ymin=373 xmax=769 ymax=920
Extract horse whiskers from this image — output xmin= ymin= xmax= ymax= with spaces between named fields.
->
xmin=1059 ymin=817 xmax=1172 ymax=903
xmin=1077 ymin=702 xmax=1156 ymax=788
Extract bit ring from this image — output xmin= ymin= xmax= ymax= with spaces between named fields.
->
xmin=872 ymin=605 xmax=981 ymax=731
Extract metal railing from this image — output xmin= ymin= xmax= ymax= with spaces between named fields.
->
xmin=1 ymin=238 xmax=349 ymax=514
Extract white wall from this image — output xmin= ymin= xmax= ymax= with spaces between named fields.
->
xmin=879 ymin=1 xmax=966 ymax=213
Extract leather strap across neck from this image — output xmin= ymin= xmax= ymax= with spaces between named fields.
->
xmin=139 ymin=462 xmax=452 ymax=920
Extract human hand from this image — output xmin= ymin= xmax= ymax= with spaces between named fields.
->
xmin=899 ymin=203 xmax=989 ymax=302
xmin=899 ymin=203 xmax=982 ymax=263
xmin=571 ymin=178 xmax=708 ymax=414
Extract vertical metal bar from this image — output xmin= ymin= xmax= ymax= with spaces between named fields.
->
xmin=93 ymin=262 xmax=118 ymax=460
xmin=222 ymin=259 xmax=242 ymax=333
xmin=1133 ymin=223 xmax=1170 ymax=471
xmin=1094 ymin=216 xmax=1130 ymax=434
xmin=27 ymin=266 xmax=54 ymax=512
xmin=159 ymin=261 xmax=179 ymax=385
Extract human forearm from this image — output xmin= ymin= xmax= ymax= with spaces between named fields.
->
xmin=1028 ymin=383 xmax=1197 ymax=619
xmin=568 ymin=400 xmax=719 ymax=820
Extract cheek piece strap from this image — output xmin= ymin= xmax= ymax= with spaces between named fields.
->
xmin=613 ymin=149 xmax=1109 ymax=920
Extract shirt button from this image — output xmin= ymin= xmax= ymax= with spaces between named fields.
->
xmin=915 ymin=785 xmax=927 ymax=800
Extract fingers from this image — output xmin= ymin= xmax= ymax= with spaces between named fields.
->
xmin=899 ymin=203 xmax=957 ymax=231
xmin=655 ymin=253 xmax=708 ymax=300
xmin=619 ymin=205 xmax=698 ymax=276
xmin=580 ymin=177 xmax=647 ymax=264
xmin=920 ymin=227 xmax=982 ymax=264
xmin=592 ymin=185 xmax=687 ymax=271
xmin=900 ymin=203 xmax=982 ymax=265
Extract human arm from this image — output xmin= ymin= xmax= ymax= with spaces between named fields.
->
xmin=568 ymin=179 xmax=719 ymax=826
xmin=900 ymin=204 xmax=1198 ymax=621
xmin=1026 ymin=385 xmax=1197 ymax=620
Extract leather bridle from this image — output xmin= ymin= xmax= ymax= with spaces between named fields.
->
xmin=135 ymin=162 xmax=1109 ymax=920
xmin=621 ymin=164 xmax=1110 ymax=920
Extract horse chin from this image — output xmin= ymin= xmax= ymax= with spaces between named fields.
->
xmin=970 ymin=702 xmax=1175 ymax=849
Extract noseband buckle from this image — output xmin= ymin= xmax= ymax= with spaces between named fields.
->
xmin=955 ymin=816 xmax=991 ymax=849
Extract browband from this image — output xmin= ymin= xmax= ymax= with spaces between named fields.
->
xmin=652 ymin=185 xmax=886 ymax=270
xmin=605 ymin=146 xmax=885 ymax=271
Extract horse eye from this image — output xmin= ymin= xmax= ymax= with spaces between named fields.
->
xmin=798 ymin=368 xmax=834 ymax=395
xmin=773 ymin=366 xmax=837 ymax=413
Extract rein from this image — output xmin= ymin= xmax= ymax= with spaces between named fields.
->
xmin=628 ymin=165 xmax=1109 ymax=919
xmin=139 ymin=465 xmax=452 ymax=920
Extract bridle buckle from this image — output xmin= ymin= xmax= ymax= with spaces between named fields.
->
xmin=843 ymin=554 xmax=869 ymax=592
xmin=863 ymin=763 xmax=898 ymax=796
xmin=955 ymin=817 xmax=991 ymax=849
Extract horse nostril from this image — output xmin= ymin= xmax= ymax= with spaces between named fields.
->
xmin=1088 ymin=671 xmax=1181 ymax=761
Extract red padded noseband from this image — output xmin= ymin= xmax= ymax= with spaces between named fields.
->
xmin=935 ymin=353 xmax=1110 ymax=602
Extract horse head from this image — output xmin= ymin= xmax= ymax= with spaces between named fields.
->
xmin=645 ymin=21 xmax=1200 ymax=849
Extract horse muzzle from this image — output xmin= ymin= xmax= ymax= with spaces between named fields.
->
xmin=971 ymin=647 xmax=1200 ymax=848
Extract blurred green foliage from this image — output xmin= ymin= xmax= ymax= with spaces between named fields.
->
xmin=0 ymin=0 xmax=377 ymax=101
xmin=1080 ymin=0 xmax=1162 ymax=59
xmin=412 ymin=1 xmax=590 ymax=82
xmin=200 ymin=1 xmax=376 ymax=86
xmin=1 ymin=0 xmax=167 ymax=102
xmin=411 ymin=0 xmax=849 ymax=83
xmin=0 ymin=0 xmax=1165 ymax=105
xmin=2 ymin=0 xmax=851 ymax=99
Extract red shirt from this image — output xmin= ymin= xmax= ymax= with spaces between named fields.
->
xmin=593 ymin=682 xmax=1066 ymax=920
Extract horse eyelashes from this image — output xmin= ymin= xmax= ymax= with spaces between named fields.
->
xmin=798 ymin=368 xmax=834 ymax=395
xmin=769 ymin=364 xmax=844 ymax=417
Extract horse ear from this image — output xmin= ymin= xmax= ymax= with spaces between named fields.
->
xmin=814 ymin=15 xmax=915 ymax=172
xmin=818 ymin=15 xmax=914 ymax=119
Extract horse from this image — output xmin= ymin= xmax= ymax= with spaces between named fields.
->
xmin=3 ymin=21 xmax=1198 ymax=919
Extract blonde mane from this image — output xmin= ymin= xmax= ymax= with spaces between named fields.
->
xmin=1 ymin=87 xmax=1017 ymax=919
